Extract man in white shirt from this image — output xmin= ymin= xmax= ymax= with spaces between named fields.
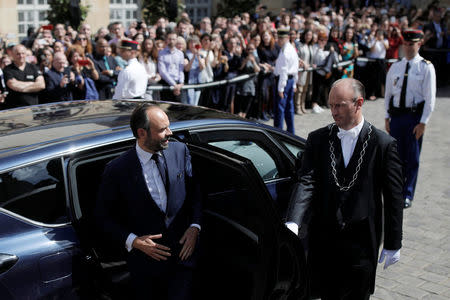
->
xmin=273 ymin=28 xmax=299 ymax=134
xmin=113 ymin=40 xmax=148 ymax=100
xmin=385 ymin=29 xmax=436 ymax=208
xmin=286 ymin=78 xmax=404 ymax=299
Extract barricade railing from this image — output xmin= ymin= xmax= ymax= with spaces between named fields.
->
xmin=145 ymin=57 xmax=400 ymax=91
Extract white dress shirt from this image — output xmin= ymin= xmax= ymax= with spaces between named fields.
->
xmin=113 ymin=57 xmax=148 ymax=99
xmin=274 ymin=42 xmax=299 ymax=93
xmin=385 ymin=54 xmax=436 ymax=124
xmin=337 ymin=117 xmax=365 ymax=167
xmin=367 ymin=38 xmax=387 ymax=59
xmin=125 ymin=143 xmax=168 ymax=252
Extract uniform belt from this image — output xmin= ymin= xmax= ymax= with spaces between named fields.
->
xmin=388 ymin=101 xmax=424 ymax=116
xmin=275 ymin=75 xmax=295 ymax=80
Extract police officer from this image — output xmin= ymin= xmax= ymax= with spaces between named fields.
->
xmin=273 ymin=28 xmax=299 ymax=134
xmin=113 ymin=40 xmax=148 ymax=100
xmin=384 ymin=29 xmax=436 ymax=208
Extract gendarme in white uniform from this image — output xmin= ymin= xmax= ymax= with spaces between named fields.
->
xmin=274 ymin=42 xmax=299 ymax=93
xmin=113 ymin=58 xmax=148 ymax=99
xmin=384 ymin=54 xmax=436 ymax=124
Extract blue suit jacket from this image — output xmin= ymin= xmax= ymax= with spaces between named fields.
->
xmin=95 ymin=141 xmax=202 ymax=274
xmin=41 ymin=67 xmax=75 ymax=103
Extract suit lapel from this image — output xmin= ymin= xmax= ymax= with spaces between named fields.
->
xmin=330 ymin=124 xmax=345 ymax=172
xmin=161 ymin=149 xmax=174 ymax=215
xmin=162 ymin=146 xmax=185 ymax=220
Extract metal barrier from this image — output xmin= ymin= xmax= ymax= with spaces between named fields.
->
xmin=145 ymin=57 xmax=400 ymax=91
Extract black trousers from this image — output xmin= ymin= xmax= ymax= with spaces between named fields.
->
xmin=365 ymin=60 xmax=386 ymax=98
xmin=129 ymin=258 xmax=194 ymax=300
xmin=309 ymin=224 xmax=374 ymax=300
xmin=160 ymin=80 xmax=181 ymax=103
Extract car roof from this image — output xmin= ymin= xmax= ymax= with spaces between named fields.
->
xmin=0 ymin=100 xmax=268 ymax=171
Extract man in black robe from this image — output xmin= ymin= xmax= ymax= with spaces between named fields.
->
xmin=286 ymin=78 xmax=404 ymax=299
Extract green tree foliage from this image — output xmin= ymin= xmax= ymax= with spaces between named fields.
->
xmin=216 ymin=0 xmax=260 ymax=17
xmin=142 ymin=0 xmax=185 ymax=24
xmin=47 ymin=0 xmax=90 ymax=29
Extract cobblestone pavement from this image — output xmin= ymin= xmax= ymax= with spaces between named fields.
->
xmin=264 ymin=86 xmax=450 ymax=299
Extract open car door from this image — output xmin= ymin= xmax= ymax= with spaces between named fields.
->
xmin=188 ymin=142 xmax=308 ymax=300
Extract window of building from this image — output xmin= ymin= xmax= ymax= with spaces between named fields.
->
xmin=0 ymin=158 xmax=68 ymax=225
xmin=185 ymin=0 xmax=211 ymax=24
xmin=110 ymin=0 xmax=141 ymax=29
xmin=17 ymin=0 xmax=50 ymax=40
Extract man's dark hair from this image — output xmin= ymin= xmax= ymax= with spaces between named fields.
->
xmin=130 ymin=103 xmax=154 ymax=138
xmin=200 ymin=33 xmax=211 ymax=41
xmin=177 ymin=18 xmax=190 ymax=27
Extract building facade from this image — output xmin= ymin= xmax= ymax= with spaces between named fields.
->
xmin=0 ymin=0 xmax=447 ymax=43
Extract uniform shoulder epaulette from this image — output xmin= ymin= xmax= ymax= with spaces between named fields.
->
xmin=421 ymin=59 xmax=431 ymax=64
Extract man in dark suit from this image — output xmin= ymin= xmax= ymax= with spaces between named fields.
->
xmin=96 ymin=104 xmax=201 ymax=299
xmin=91 ymin=38 xmax=121 ymax=99
xmin=41 ymin=52 xmax=76 ymax=103
xmin=286 ymin=78 xmax=404 ymax=299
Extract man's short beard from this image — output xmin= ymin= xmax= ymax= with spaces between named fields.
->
xmin=145 ymin=137 xmax=169 ymax=152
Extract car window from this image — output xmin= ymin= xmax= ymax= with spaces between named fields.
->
xmin=0 ymin=158 xmax=68 ymax=224
xmin=209 ymin=140 xmax=279 ymax=181
xmin=281 ymin=140 xmax=304 ymax=158
xmin=269 ymin=131 xmax=305 ymax=158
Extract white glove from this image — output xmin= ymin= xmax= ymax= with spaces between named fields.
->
xmin=285 ymin=222 xmax=299 ymax=235
xmin=378 ymin=248 xmax=400 ymax=269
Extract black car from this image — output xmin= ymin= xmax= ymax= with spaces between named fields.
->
xmin=0 ymin=100 xmax=308 ymax=299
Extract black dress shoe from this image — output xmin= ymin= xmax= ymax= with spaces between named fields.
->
xmin=404 ymin=199 xmax=412 ymax=209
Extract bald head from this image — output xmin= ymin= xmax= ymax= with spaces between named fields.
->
xmin=12 ymin=44 xmax=27 ymax=66
xmin=52 ymin=52 xmax=68 ymax=72
xmin=331 ymin=78 xmax=365 ymax=101
xmin=329 ymin=78 xmax=365 ymax=130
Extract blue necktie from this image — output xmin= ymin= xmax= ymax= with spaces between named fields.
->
xmin=103 ymin=56 xmax=111 ymax=70
xmin=151 ymin=154 xmax=167 ymax=187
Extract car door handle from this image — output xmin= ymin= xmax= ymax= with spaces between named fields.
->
xmin=0 ymin=253 xmax=19 ymax=274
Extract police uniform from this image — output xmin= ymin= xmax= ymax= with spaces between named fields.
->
xmin=273 ymin=29 xmax=299 ymax=134
xmin=113 ymin=40 xmax=148 ymax=100
xmin=384 ymin=29 xmax=436 ymax=208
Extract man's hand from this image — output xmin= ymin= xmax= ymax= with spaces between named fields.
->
xmin=385 ymin=118 xmax=390 ymax=133
xmin=413 ymin=123 xmax=425 ymax=140
xmin=378 ymin=248 xmax=400 ymax=269
xmin=173 ymin=84 xmax=183 ymax=96
xmin=179 ymin=227 xmax=199 ymax=261
xmin=278 ymin=91 xmax=284 ymax=99
xmin=132 ymin=234 xmax=171 ymax=261
xmin=69 ymin=71 xmax=75 ymax=83
xmin=101 ymin=70 xmax=113 ymax=77
xmin=60 ymin=75 xmax=69 ymax=88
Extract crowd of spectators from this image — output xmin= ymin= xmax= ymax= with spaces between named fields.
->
xmin=0 ymin=0 xmax=448 ymax=120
